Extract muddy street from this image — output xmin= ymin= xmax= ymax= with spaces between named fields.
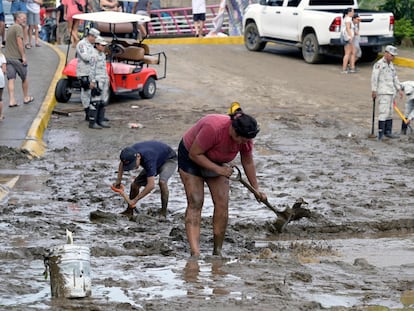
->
xmin=1 ymin=43 xmax=414 ymax=310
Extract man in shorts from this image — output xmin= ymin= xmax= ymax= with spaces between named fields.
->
xmin=192 ymin=0 xmax=205 ymax=37
xmin=113 ymin=141 xmax=177 ymax=217
xmin=4 ymin=11 xmax=34 ymax=107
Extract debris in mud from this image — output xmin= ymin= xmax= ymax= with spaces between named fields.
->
xmin=0 ymin=146 xmax=32 ymax=163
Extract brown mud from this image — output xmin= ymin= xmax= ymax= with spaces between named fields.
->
xmin=1 ymin=44 xmax=414 ymax=310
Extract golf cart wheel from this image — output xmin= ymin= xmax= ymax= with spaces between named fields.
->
xmin=139 ymin=77 xmax=156 ymax=99
xmin=55 ymin=78 xmax=71 ymax=103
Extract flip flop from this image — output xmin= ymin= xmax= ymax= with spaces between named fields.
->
xmin=25 ymin=44 xmax=32 ymax=49
xmin=8 ymin=103 xmax=19 ymax=107
xmin=23 ymin=96 xmax=34 ymax=105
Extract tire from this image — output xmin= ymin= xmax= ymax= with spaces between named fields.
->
xmin=55 ymin=78 xmax=71 ymax=103
xmin=244 ymin=23 xmax=266 ymax=52
xmin=139 ymin=77 xmax=156 ymax=99
xmin=302 ymin=33 xmax=322 ymax=64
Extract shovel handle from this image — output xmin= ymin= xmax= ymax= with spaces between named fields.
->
xmin=230 ymin=166 xmax=283 ymax=217
xmin=110 ymin=184 xmax=136 ymax=208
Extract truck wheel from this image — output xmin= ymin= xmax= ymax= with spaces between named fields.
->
xmin=244 ymin=23 xmax=266 ymax=51
xmin=55 ymin=78 xmax=71 ymax=103
xmin=302 ymin=33 xmax=322 ymax=64
xmin=139 ymin=77 xmax=156 ymax=99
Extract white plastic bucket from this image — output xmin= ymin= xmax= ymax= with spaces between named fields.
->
xmin=45 ymin=244 xmax=91 ymax=298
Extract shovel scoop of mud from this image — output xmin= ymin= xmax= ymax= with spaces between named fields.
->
xmin=230 ymin=166 xmax=311 ymax=232
xmin=273 ymin=198 xmax=310 ymax=233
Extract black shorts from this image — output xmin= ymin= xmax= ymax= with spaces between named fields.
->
xmin=193 ymin=13 xmax=206 ymax=21
xmin=178 ymin=139 xmax=221 ymax=178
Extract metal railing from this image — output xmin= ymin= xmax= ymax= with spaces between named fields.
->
xmin=147 ymin=4 xmax=231 ymax=37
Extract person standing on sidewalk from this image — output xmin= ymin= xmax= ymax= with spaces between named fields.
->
xmin=371 ymin=45 xmax=404 ymax=140
xmin=0 ymin=0 xmax=6 ymax=47
xmin=26 ymin=0 xmax=43 ymax=48
xmin=10 ymin=0 xmax=29 ymax=48
xmin=5 ymin=12 xmax=34 ymax=108
xmin=0 ymin=49 xmax=6 ymax=121
xmin=192 ymin=0 xmax=206 ymax=37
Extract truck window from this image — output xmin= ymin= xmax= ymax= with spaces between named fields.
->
xmin=267 ymin=0 xmax=283 ymax=6
xmin=309 ymin=0 xmax=354 ymax=5
xmin=287 ymin=0 xmax=301 ymax=7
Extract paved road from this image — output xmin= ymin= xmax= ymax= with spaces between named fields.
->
xmin=0 ymin=39 xmax=412 ymax=158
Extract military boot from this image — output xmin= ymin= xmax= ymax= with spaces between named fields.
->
xmin=84 ymin=107 xmax=89 ymax=121
xmin=97 ymin=103 xmax=110 ymax=128
xmin=401 ymin=121 xmax=408 ymax=135
xmin=378 ymin=120 xmax=385 ymax=140
xmin=384 ymin=119 xmax=399 ymax=139
xmin=88 ymin=108 xmax=102 ymax=129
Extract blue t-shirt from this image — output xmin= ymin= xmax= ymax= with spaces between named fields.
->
xmin=130 ymin=141 xmax=176 ymax=177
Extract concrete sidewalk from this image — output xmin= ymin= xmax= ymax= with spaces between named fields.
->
xmin=0 ymin=42 xmax=65 ymax=157
xmin=0 ymin=38 xmax=412 ymax=158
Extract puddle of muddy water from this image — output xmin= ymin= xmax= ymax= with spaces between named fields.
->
xmin=257 ymin=235 xmax=414 ymax=309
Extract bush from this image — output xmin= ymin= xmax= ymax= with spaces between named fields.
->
xmin=394 ymin=18 xmax=414 ymax=46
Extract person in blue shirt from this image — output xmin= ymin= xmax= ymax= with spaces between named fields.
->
xmin=113 ymin=141 xmax=177 ymax=217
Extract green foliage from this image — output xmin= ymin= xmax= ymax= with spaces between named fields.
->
xmin=358 ymin=0 xmax=386 ymax=10
xmin=394 ymin=18 xmax=414 ymax=45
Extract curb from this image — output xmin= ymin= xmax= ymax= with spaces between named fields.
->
xmin=20 ymin=42 xmax=66 ymax=158
xmin=145 ymin=36 xmax=244 ymax=45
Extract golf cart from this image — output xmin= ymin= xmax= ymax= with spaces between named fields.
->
xmin=54 ymin=11 xmax=167 ymax=104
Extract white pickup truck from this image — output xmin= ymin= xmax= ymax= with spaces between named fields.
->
xmin=242 ymin=0 xmax=395 ymax=63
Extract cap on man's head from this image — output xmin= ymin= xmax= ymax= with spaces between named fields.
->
xmin=120 ymin=147 xmax=137 ymax=171
xmin=88 ymin=28 xmax=100 ymax=38
xmin=385 ymin=45 xmax=398 ymax=56
xmin=95 ymin=36 xmax=108 ymax=45
xmin=231 ymin=113 xmax=260 ymax=139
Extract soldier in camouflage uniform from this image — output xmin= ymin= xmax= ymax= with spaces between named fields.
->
xmin=76 ymin=27 xmax=100 ymax=128
xmin=371 ymin=45 xmax=404 ymax=140
xmin=91 ymin=36 xmax=110 ymax=128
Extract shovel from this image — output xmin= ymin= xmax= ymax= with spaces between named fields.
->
xmin=368 ymin=98 xmax=377 ymax=138
xmin=393 ymin=100 xmax=413 ymax=134
xmin=110 ymin=184 xmax=136 ymax=208
xmin=230 ymin=166 xmax=307 ymax=232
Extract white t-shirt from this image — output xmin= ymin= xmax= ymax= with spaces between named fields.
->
xmin=0 ymin=53 xmax=6 ymax=88
xmin=26 ymin=0 xmax=41 ymax=14
xmin=192 ymin=0 xmax=206 ymax=14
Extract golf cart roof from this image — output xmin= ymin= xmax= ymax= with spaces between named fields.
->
xmin=73 ymin=11 xmax=151 ymax=24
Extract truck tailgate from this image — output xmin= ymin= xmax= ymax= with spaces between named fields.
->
xmin=359 ymin=12 xmax=393 ymax=36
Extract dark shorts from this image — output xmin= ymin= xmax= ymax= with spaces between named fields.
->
xmin=193 ymin=13 xmax=206 ymax=21
xmin=133 ymin=156 xmax=177 ymax=186
xmin=0 ymin=13 xmax=5 ymax=23
xmin=178 ymin=139 xmax=221 ymax=178
xmin=6 ymin=59 xmax=28 ymax=81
